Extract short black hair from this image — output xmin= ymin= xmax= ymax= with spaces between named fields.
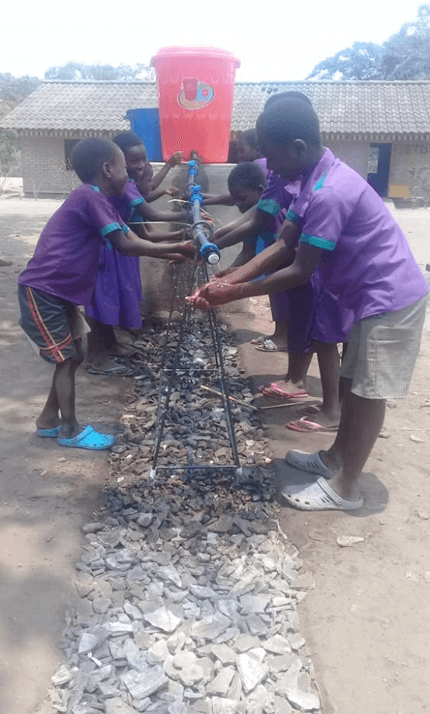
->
xmin=71 ymin=138 xmax=118 ymax=183
xmin=257 ymin=98 xmax=321 ymax=148
xmin=239 ymin=129 xmax=259 ymax=150
xmin=265 ymin=90 xmax=312 ymax=109
xmin=228 ymin=161 xmax=267 ymax=191
xmin=113 ymin=131 xmax=145 ymax=155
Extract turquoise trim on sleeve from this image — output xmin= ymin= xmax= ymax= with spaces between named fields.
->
xmin=300 ymin=233 xmax=336 ymax=251
xmin=130 ymin=197 xmax=144 ymax=208
xmin=122 ymin=225 xmax=130 ymax=234
xmin=257 ymin=197 xmax=281 ymax=216
xmin=286 ymin=209 xmax=299 ymax=224
xmin=100 ymin=222 xmax=121 ymax=237
xmin=313 ymin=172 xmax=328 ymax=191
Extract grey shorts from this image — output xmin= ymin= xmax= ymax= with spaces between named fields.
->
xmin=340 ymin=295 xmax=428 ymax=399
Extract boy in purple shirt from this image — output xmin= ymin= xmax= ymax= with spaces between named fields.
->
xmin=188 ymin=98 xmax=428 ymax=511
xmin=18 ymin=138 xmax=193 ymax=450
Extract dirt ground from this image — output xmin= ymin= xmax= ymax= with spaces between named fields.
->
xmin=0 ymin=188 xmax=429 ymax=714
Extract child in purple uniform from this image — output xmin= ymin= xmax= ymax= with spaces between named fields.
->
xmin=188 ymin=98 xmax=428 ymax=511
xmin=85 ymin=133 xmax=191 ymax=374
xmin=86 ymin=178 xmax=188 ymax=373
xmin=213 ymin=160 xmax=314 ymax=396
xmin=113 ymin=132 xmax=182 ymax=203
xmin=113 ymin=131 xmax=182 ymax=203
xmin=18 ymin=138 xmax=193 ymax=450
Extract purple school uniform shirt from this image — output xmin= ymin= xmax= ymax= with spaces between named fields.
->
xmin=108 ymin=180 xmax=145 ymax=222
xmin=18 ymin=184 xmax=130 ymax=307
xmin=286 ymin=149 xmax=428 ymax=322
xmin=254 ymin=158 xmax=291 ymax=233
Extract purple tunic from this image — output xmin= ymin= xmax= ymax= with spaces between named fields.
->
xmin=86 ymin=181 xmax=145 ymax=329
xmin=254 ymin=159 xmax=314 ymax=353
xmin=287 ymin=149 xmax=428 ymax=335
xmin=18 ymin=184 xmax=129 ymax=307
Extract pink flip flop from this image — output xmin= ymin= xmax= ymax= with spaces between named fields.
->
xmin=259 ymin=382 xmax=308 ymax=400
xmin=286 ymin=417 xmax=339 ymax=433
xmin=255 ymin=339 xmax=288 ymax=353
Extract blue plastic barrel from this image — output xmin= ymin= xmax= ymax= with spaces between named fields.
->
xmin=125 ymin=108 xmax=163 ymax=161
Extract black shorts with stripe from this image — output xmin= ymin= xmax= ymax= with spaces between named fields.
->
xmin=18 ymin=284 xmax=78 ymax=364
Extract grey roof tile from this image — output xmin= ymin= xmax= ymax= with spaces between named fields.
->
xmin=1 ymin=79 xmax=430 ymax=137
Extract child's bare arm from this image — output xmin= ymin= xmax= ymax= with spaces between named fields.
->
xmin=213 ymin=207 xmax=257 ymax=245
xmin=202 ymin=193 xmax=234 ymax=207
xmin=188 ymin=242 xmax=322 ymax=310
xmin=138 ymin=225 xmax=189 ymax=243
xmin=143 ymin=185 xmax=180 ymax=203
xmin=228 ymin=238 xmax=257 ymax=268
xmin=109 ymin=228 xmax=194 ymax=260
xmin=214 ymin=220 xmax=300 ymax=284
xmin=138 ymin=201 xmax=189 ymax=223
xmin=151 ymin=151 xmax=183 ymax=190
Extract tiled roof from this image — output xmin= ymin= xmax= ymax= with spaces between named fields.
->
xmin=2 ymin=80 xmax=430 ymax=139
xmin=0 ymin=81 xmax=158 ymax=136
xmin=232 ymin=81 xmax=430 ymax=137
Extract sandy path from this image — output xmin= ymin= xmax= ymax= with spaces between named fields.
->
xmin=0 ymin=193 xmax=429 ymax=713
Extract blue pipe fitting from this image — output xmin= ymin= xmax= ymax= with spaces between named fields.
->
xmin=190 ymin=185 xmax=203 ymax=204
xmin=200 ymin=242 xmax=221 ymax=265
xmin=187 ymin=160 xmax=199 ymax=177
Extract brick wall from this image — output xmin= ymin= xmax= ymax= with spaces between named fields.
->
xmin=325 ymin=141 xmax=370 ymax=178
xmin=389 ymin=142 xmax=430 ymax=202
xmin=20 ymin=135 xmax=80 ymax=196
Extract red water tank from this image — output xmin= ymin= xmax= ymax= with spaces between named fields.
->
xmin=151 ymin=47 xmax=240 ymax=163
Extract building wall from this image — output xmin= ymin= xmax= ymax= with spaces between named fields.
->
xmin=325 ymin=141 xmax=370 ymax=178
xmin=388 ymin=142 xmax=430 ymax=202
xmin=19 ymin=134 xmax=80 ymax=196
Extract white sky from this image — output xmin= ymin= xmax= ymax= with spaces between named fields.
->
xmin=1 ymin=0 xmax=424 ymax=81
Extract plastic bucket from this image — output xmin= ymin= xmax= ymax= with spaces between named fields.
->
xmin=151 ymin=47 xmax=240 ymax=163
xmin=125 ymin=108 xmax=163 ymax=161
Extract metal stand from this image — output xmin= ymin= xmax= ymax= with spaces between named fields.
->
xmin=150 ymin=158 xmax=242 ymax=478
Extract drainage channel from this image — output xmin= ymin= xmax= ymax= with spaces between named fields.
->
xmin=45 ymin=274 xmax=322 ymax=713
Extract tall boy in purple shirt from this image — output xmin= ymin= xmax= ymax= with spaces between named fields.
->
xmin=188 ymin=98 xmax=428 ymax=511
xmin=18 ymin=138 xmax=193 ymax=450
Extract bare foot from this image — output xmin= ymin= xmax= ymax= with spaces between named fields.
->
xmin=297 ymin=408 xmax=340 ymax=429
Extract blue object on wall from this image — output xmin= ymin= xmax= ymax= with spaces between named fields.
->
xmin=125 ymin=108 xmax=163 ymax=162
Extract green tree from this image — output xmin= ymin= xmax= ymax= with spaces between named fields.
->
xmin=44 ymin=62 xmax=153 ymax=81
xmin=0 ymin=73 xmax=40 ymax=102
xmin=0 ymin=129 xmax=19 ymax=177
xmin=307 ymin=42 xmax=385 ymax=80
xmin=383 ymin=4 xmax=430 ymax=79
xmin=307 ymin=4 xmax=430 ymax=80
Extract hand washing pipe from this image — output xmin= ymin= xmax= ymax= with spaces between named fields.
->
xmin=187 ymin=159 xmax=220 ymax=265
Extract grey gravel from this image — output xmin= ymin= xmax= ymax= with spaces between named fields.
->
xmin=45 ymin=318 xmax=321 ymax=714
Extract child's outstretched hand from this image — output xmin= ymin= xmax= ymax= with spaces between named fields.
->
xmin=186 ymin=281 xmax=244 ymax=310
xmin=210 ymin=267 xmax=237 ymax=283
xmin=168 ymin=151 xmax=183 ymax=167
xmin=165 ymin=186 xmax=180 ymax=197
xmin=166 ymin=240 xmax=196 ymax=264
xmin=178 ymin=240 xmax=196 ymax=259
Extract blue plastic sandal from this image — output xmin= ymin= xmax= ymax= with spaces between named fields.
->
xmin=57 ymin=425 xmax=115 ymax=450
xmin=37 ymin=425 xmax=62 ymax=438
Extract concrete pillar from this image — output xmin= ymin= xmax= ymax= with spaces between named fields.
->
xmin=139 ymin=163 xmax=249 ymax=320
